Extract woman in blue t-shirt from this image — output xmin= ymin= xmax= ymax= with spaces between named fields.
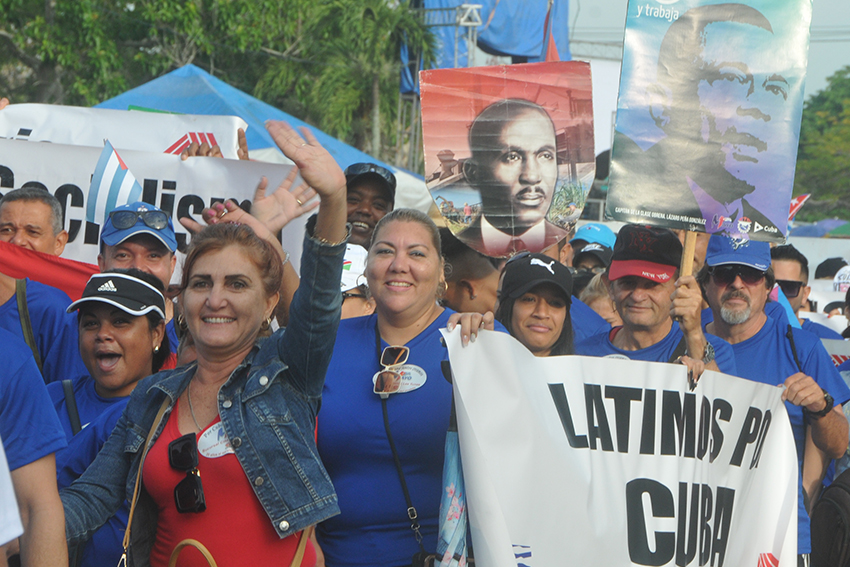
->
xmin=316 ymin=208 xmax=457 ymax=567
xmin=47 ymin=268 xmax=169 ymax=567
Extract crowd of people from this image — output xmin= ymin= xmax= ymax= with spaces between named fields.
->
xmin=1 ymin=101 xmax=850 ymax=567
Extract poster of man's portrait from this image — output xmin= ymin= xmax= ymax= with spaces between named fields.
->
xmin=606 ymin=0 xmax=811 ymax=241
xmin=420 ymin=62 xmax=595 ymax=257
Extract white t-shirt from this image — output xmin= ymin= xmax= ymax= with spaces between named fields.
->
xmin=0 ymin=437 xmax=22 ymax=546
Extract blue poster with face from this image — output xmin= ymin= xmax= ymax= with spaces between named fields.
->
xmin=607 ymin=0 xmax=811 ymax=242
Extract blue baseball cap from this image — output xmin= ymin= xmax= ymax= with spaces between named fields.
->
xmin=100 ymin=201 xmax=178 ymax=253
xmin=571 ymin=223 xmax=616 ymax=249
xmin=705 ymin=235 xmax=770 ymax=271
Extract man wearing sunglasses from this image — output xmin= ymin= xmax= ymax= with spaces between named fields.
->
xmin=771 ymin=245 xmax=844 ymax=340
xmin=98 ymin=201 xmax=179 ymax=357
xmin=699 ymin=234 xmax=850 ymax=562
xmin=0 ymin=188 xmax=87 ymax=384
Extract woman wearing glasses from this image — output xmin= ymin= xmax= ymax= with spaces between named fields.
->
xmin=61 ymin=122 xmax=347 ymax=567
xmin=315 ymin=208 xmax=466 ymax=567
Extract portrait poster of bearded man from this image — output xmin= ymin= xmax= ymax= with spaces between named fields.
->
xmin=606 ymin=0 xmax=811 ymax=242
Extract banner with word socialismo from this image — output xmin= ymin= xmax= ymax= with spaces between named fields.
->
xmin=0 ymin=138 xmax=307 ymax=269
xmin=0 ymin=103 xmax=247 ymax=159
xmin=443 ymin=330 xmax=798 ymax=566
xmin=606 ymin=0 xmax=811 ymax=242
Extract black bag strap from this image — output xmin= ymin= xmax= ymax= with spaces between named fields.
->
xmin=62 ymin=379 xmax=83 ymax=436
xmin=668 ymin=334 xmax=688 ymax=363
xmin=786 ymin=324 xmax=804 ymax=373
xmin=16 ymin=279 xmax=44 ymax=379
xmin=375 ymin=323 xmax=427 ymax=556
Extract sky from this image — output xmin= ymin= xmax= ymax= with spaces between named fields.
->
xmin=566 ymin=0 xmax=850 ymax=99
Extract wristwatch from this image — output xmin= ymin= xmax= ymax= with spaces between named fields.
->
xmin=803 ymin=389 xmax=835 ymax=420
xmin=701 ymin=342 xmax=715 ymax=365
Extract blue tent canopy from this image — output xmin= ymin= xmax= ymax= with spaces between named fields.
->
xmin=96 ymin=64 xmax=417 ymax=176
xmin=96 ymin=65 xmax=431 ymax=211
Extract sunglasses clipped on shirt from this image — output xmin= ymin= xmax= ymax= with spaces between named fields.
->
xmin=373 ymin=345 xmax=409 ymax=398
xmin=708 ymin=265 xmax=766 ymax=287
xmin=169 ymin=433 xmax=206 ymax=513
xmin=775 ymin=279 xmax=804 ymax=299
xmin=109 ymin=209 xmax=170 ymax=231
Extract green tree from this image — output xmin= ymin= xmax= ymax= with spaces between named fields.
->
xmin=794 ymin=65 xmax=850 ymax=221
xmin=257 ymin=0 xmax=434 ymax=160
xmin=0 ymin=0 xmax=308 ymax=105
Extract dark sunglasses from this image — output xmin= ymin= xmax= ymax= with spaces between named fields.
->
xmin=775 ymin=279 xmax=804 ymax=299
xmin=708 ymin=265 xmax=766 ymax=287
xmin=108 ymin=209 xmax=169 ymax=231
xmin=169 ymin=433 xmax=206 ymax=513
xmin=373 ymin=345 xmax=409 ymax=397
xmin=344 ymin=163 xmax=397 ymax=191
xmin=342 ymin=291 xmax=367 ymax=301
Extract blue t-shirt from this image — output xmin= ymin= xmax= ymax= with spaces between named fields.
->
xmin=55 ymin=401 xmax=129 ymax=567
xmin=317 ymin=310 xmax=457 ymax=566
xmin=571 ymin=297 xmax=611 ymax=344
xmin=575 ymin=322 xmax=737 ymax=375
xmin=0 ymin=327 xmax=66 ymax=471
xmin=46 ymin=375 xmax=128 ymax=446
xmin=165 ymin=318 xmax=178 ymax=354
xmin=0 ymin=279 xmax=87 ymax=384
xmin=725 ymin=315 xmax=850 ymax=553
xmin=801 ymin=319 xmax=845 ymax=340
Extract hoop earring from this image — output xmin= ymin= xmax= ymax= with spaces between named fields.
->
xmin=437 ymin=281 xmax=448 ymax=299
xmin=177 ymin=313 xmax=187 ymax=330
xmin=261 ymin=316 xmax=273 ymax=330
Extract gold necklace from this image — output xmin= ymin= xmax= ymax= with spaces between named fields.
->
xmin=186 ymin=381 xmax=203 ymax=431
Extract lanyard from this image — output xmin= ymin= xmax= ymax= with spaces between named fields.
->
xmin=374 ymin=321 xmax=426 ymax=551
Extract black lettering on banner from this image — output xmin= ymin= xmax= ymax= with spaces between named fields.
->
xmin=712 ymin=488 xmax=734 ymax=567
xmin=160 ymin=180 xmax=177 ymax=217
xmin=547 ymin=383 xmax=588 ymax=448
xmin=176 ymin=194 xmax=206 ymax=253
xmin=677 ymin=483 xmax=699 ymax=566
xmin=700 ymin=484 xmax=713 ymax=565
xmin=142 ymin=178 xmax=158 ymax=208
xmin=585 ymin=384 xmax=614 ymax=451
xmin=627 ymin=480 xmax=736 ymax=567
xmin=730 ymin=407 xmax=762 ymax=467
xmin=605 ymin=385 xmax=643 ymax=453
xmin=626 ymin=478 xmax=675 ymax=566
xmin=84 ymin=221 xmax=100 ymax=245
xmin=661 ymin=391 xmax=696 ymax=457
xmin=640 ymin=389 xmax=657 ymax=455
xmin=697 ymin=397 xmax=711 ymax=460
xmin=54 ymin=184 xmax=84 ymax=242
xmin=750 ymin=410 xmax=771 ymax=470
xmin=710 ymin=399 xmax=732 ymax=463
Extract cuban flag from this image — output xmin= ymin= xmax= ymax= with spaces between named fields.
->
xmin=86 ymin=140 xmax=143 ymax=224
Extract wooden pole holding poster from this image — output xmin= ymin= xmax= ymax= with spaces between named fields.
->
xmin=680 ymin=231 xmax=697 ymax=278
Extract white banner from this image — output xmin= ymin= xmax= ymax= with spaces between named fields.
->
xmin=0 ymin=103 xmax=246 ymax=159
xmin=821 ymin=339 xmax=850 ymax=367
xmin=0 ymin=138 xmax=307 ymax=269
xmin=443 ymin=330 xmax=798 ymax=566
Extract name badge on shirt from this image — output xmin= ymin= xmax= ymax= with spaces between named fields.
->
xmin=371 ymin=364 xmax=427 ymax=394
xmin=198 ymin=422 xmax=235 ymax=459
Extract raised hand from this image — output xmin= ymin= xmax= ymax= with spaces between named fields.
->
xmin=251 ymin=169 xmax=319 ymax=234
xmin=265 ymin=121 xmax=346 ymax=200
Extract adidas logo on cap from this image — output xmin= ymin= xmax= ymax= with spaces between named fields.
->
xmin=97 ymin=280 xmax=118 ymax=292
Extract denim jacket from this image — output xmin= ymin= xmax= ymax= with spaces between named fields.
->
xmin=61 ymin=231 xmax=346 ymax=567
